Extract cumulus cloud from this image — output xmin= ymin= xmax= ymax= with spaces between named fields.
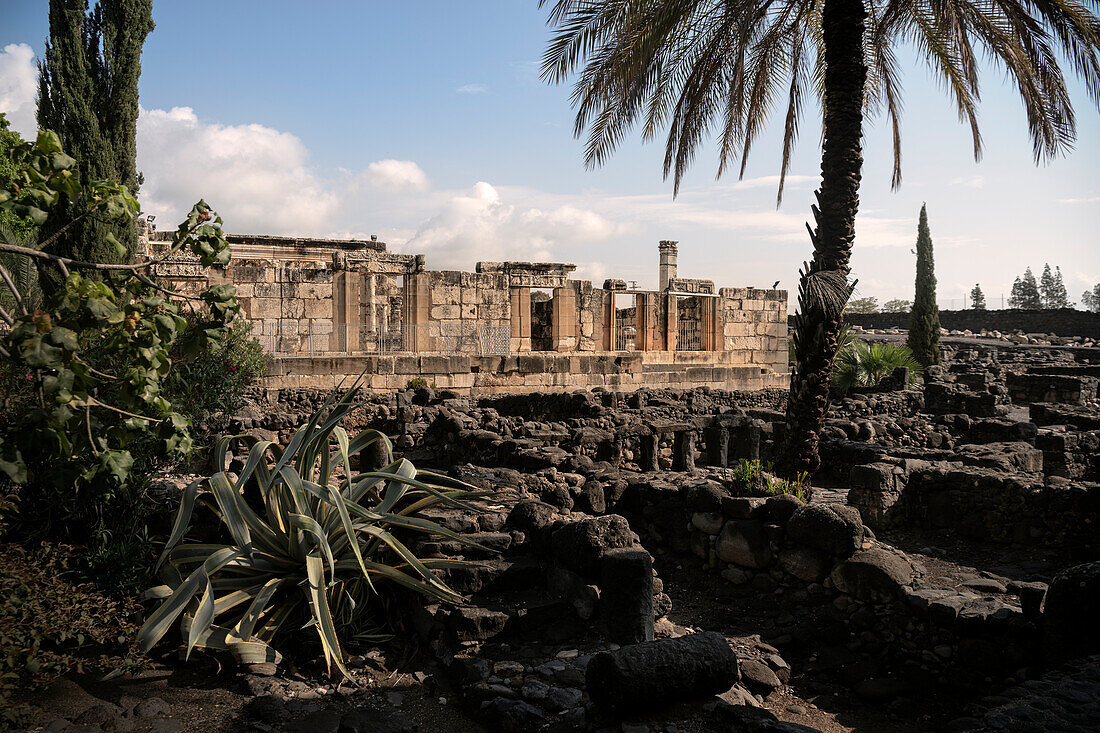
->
xmin=456 ymin=84 xmax=488 ymax=94
xmin=0 ymin=43 xmax=38 ymax=138
xmin=137 ymin=106 xmax=341 ymax=234
xmin=362 ymin=159 xmax=430 ymax=192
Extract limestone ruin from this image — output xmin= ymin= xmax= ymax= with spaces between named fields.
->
xmin=140 ymin=221 xmax=788 ymax=393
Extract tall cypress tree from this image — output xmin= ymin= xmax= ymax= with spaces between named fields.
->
xmin=907 ymin=205 xmax=940 ymax=367
xmin=36 ymin=0 xmax=153 ymax=282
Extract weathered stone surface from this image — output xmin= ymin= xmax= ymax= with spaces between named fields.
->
xmin=585 ymin=631 xmax=740 ymax=713
xmin=778 ymin=546 xmax=832 ymax=583
xmin=338 ymin=705 xmax=418 ymax=733
xmin=715 ymin=520 xmax=773 ymax=569
xmin=600 ymin=547 xmax=655 ymax=644
xmin=787 ymin=504 xmax=864 ymax=557
xmin=551 ymin=514 xmax=636 ymax=576
xmin=1045 ymin=561 xmax=1100 ymax=663
xmin=830 ymin=545 xmax=918 ymax=601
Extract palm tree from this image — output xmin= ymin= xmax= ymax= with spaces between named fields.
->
xmin=539 ymin=0 xmax=1100 ymax=477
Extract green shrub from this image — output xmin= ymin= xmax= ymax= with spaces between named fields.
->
xmin=137 ymin=380 xmax=485 ymax=676
xmin=166 ymin=317 xmax=268 ymax=435
xmin=729 ymin=459 xmax=809 ymax=502
xmin=832 ymin=340 xmax=922 ymax=394
xmin=405 ymin=377 xmax=435 ymax=389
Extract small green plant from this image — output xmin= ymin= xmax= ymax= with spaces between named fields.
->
xmin=728 ymin=460 xmax=808 ymax=502
xmin=137 ymin=380 xmax=485 ymax=676
xmin=405 ymin=377 xmax=436 ymax=389
xmin=832 ymin=340 xmax=923 ymax=394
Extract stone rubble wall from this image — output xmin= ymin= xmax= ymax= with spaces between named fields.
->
xmin=841 ymin=308 xmax=1100 ymax=340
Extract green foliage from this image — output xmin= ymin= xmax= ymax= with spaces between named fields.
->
xmin=1083 ymin=284 xmax=1100 ymax=313
xmin=882 ymin=298 xmax=910 ymax=313
xmin=137 ymin=381 xmax=486 ymax=676
xmin=37 ymin=0 xmax=154 ymax=276
xmin=405 ymin=377 xmax=436 ymax=390
xmin=0 ymin=542 xmax=143 ymax=729
xmin=167 ymin=318 xmax=268 ymax=435
xmin=0 ymin=131 xmax=239 ymax=556
xmin=0 ymin=114 xmax=37 ymax=245
xmin=1039 ymin=263 xmax=1073 ymax=309
xmin=728 ymin=459 xmax=809 ymax=502
xmin=1009 ymin=268 xmax=1042 ymax=309
xmin=844 ymin=296 xmax=879 ymax=314
xmin=907 ymin=205 xmax=940 ymax=367
xmin=833 ymin=340 xmax=923 ymax=394
xmin=970 ymin=284 xmax=986 ymax=310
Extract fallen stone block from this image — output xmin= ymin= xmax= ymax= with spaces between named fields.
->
xmin=585 ymin=631 xmax=739 ymax=713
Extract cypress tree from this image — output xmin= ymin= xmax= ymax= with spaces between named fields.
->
xmin=907 ymin=204 xmax=940 ymax=367
xmin=36 ymin=0 xmax=153 ymax=284
xmin=1010 ymin=268 xmax=1042 ymax=309
xmin=970 ymin=284 xmax=986 ymax=310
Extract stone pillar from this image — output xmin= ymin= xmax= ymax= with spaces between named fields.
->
xmin=552 ymin=285 xmax=577 ymax=351
xmin=403 ymin=272 xmax=433 ymax=352
xmin=701 ymin=297 xmax=723 ymax=351
xmin=509 ymin=287 xmax=531 ymax=352
xmin=639 ymin=433 xmax=659 ymax=472
xmin=635 ymin=293 xmax=658 ymax=351
xmin=603 ymin=290 xmax=616 ymax=351
xmin=673 ymin=431 xmax=695 ymax=471
xmin=658 ymin=240 xmax=678 ymax=291
xmin=705 ymin=426 xmax=729 ymax=467
xmin=600 ymin=547 xmax=654 ymax=645
xmin=332 ymin=253 xmax=359 ymax=353
xmin=664 ymin=292 xmax=677 ymax=352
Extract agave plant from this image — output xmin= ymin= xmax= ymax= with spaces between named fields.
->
xmin=832 ymin=340 xmax=923 ymax=394
xmin=136 ymin=381 xmax=484 ymax=676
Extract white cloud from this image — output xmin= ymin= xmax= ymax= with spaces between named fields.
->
xmin=727 ymin=174 xmax=817 ymax=190
xmin=948 ymin=175 xmax=986 ymax=188
xmin=362 ymin=159 xmax=430 ymax=192
xmin=137 ymin=106 xmax=341 ymax=234
xmin=456 ymin=84 xmax=488 ymax=95
xmin=0 ymin=43 xmax=38 ymax=139
xmin=1059 ymin=196 xmax=1100 ymax=204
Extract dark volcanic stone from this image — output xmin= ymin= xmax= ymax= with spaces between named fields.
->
xmin=479 ymin=697 xmax=547 ymax=732
xmin=585 ymin=631 xmax=740 ymax=713
xmin=707 ymin=701 xmax=822 ymax=731
xmin=786 ymin=504 xmax=864 ymax=557
xmin=829 ymin=545 xmax=917 ymax=601
xmin=1045 ymin=561 xmax=1100 ymax=663
xmin=551 ymin=514 xmax=635 ymax=576
xmin=600 ymin=547 xmax=655 ymax=644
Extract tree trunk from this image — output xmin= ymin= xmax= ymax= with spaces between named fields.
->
xmin=782 ymin=0 xmax=867 ymax=479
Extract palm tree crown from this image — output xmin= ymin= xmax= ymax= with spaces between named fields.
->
xmin=541 ymin=0 xmax=1100 ymax=203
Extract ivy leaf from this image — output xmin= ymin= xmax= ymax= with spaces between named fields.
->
xmin=99 ymin=450 xmax=134 ymax=485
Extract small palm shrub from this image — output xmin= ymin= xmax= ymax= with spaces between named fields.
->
xmin=136 ymin=381 xmax=483 ymax=676
xmin=832 ymin=340 xmax=923 ymax=394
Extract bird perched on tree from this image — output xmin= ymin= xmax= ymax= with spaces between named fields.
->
xmin=772 ymin=280 xmax=781 ymax=289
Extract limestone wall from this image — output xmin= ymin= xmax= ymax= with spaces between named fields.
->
xmin=721 ymin=288 xmax=788 ymax=372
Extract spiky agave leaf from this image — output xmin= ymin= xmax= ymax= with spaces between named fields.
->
xmin=138 ymin=382 xmax=487 ymax=675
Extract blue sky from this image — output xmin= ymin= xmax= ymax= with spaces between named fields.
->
xmin=1 ymin=0 xmax=1097 ymax=307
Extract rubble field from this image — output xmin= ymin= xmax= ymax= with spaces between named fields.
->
xmin=28 ymin=336 xmax=1100 ymax=732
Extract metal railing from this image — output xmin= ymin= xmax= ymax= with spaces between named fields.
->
xmin=614 ymin=321 xmax=636 ymax=351
xmin=677 ymin=318 xmax=702 ymax=351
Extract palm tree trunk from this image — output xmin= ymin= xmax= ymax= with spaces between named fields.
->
xmin=782 ymin=0 xmax=867 ymax=479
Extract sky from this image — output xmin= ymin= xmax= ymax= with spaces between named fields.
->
xmin=1 ymin=1 xmax=1097 ymax=309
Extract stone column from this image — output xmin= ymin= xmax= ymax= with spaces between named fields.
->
xmin=552 ymin=285 xmax=577 ymax=351
xmin=635 ymin=293 xmax=658 ymax=351
xmin=603 ymin=290 xmax=616 ymax=351
xmin=639 ymin=433 xmax=659 ymax=472
xmin=332 ymin=253 xmax=359 ymax=353
xmin=664 ymin=292 xmax=677 ymax=352
xmin=705 ymin=426 xmax=729 ymax=467
xmin=509 ymin=286 xmax=531 ymax=352
xmin=658 ymin=240 xmax=678 ymax=291
xmin=701 ymin=297 xmax=723 ymax=351
xmin=673 ymin=431 xmax=695 ymax=471
xmin=403 ymin=272 xmax=433 ymax=352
